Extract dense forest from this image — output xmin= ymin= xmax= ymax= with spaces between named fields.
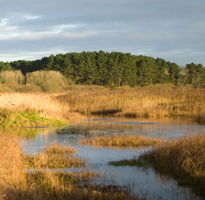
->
xmin=0 ymin=51 xmax=205 ymax=87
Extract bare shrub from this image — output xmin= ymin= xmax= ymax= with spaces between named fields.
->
xmin=0 ymin=70 xmax=25 ymax=85
xmin=26 ymin=70 xmax=68 ymax=92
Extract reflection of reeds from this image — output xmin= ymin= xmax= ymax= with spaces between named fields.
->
xmin=80 ymin=133 xmax=164 ymax=148
xmin=140 ymin=133 xmax=205 ymax=196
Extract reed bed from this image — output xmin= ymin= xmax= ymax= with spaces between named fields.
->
xmin=140 ymin=133 xmax=205 ymax=196
xmin=42 ymin=141 xmax=77 ymax=155
xmin=1 ymin=87 xmax=205 ymax=121
xmin=0 ymin=131 xmax=143 ymax=200
xmin=80 ymin=133 xmax=165 ymax=148
xmin=55 ymin=87 xmax=205 ymax=118
xmin=0 ymin=92 xmax=84 ymax=121
xmin=22 ymin=169 xmax=143 ymax=200
xmin=0 ymin=132 xmax=25 ymax=186
xmin=0 ymin=131 xmax=26 ymax=199
xmin=23 ymin=142 xmax=86 ymax=169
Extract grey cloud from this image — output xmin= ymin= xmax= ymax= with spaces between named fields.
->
xmin=0 ymin=0 xmax=205 ymax=66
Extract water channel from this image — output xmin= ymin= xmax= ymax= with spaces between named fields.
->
xmin=22 ymin=116 xmax=205 ymax=200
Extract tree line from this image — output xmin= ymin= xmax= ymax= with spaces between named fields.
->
xmin=0 ymin=51 xmax=205 ymax=87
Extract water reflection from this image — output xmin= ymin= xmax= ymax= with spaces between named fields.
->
xmin=22 ymin=117 xmax=205 ymax=200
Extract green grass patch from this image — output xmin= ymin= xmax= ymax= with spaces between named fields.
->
xmin=0 ymin=108 xmax=68 ymax=129
xmin=109 ymin=159 xmax=150 ymax=168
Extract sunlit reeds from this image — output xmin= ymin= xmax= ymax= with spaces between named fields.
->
xmin=55 ymin=87 xmax=205 ymax=118
xmin=0 ymin=131 xmax=143 ymax=200
xmin=23 ymin=142 xmax=86 ymax=169
xmin=140 ymin=133 xmax=205 ymax=196
xmin=0 ymin=92 xmax=85 ymax=121
xmin=1 ymin=86 xmax=205 ymax=121
xmin=80 ymin=133 xmax=165 ymax=148
xmin=43 ymin=141 xmax=77 ymax=155
xmin=0 ymin=131 xmax=26 ymax=198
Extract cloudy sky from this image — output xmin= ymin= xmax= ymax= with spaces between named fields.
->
xmin=0 ymin=0 xmax=205 ymax=66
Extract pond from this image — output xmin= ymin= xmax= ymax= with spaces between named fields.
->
xmin=22 ymin=116 xmax=205 ymax=200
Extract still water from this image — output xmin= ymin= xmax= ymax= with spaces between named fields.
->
xmin=22 ymin=117 xmax=205 ymax=200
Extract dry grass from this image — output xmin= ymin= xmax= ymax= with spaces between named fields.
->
xmin=23 ymin=142 xmax=86 ymax=169
xmin=140 ymin=133 xmax=205 ymax=196
xmin=80 ymin=133 xmax=165 ymax=149
xmin=0 ymin=132 xmax=25 ymax=185
xmin=0 ymin=87 xmax=205 ymax=121
xmin=55 ymin=87 xmax=205 ymax=118
xmin=43 ymin=141 xmax=77 ymax=155
xmin=0 ymin=131 xmax=143 ymax=200
xmin=0 ymin=92 xmax=85 ymax=121
xmin=0 ymin=131 xmax=26 ymax=198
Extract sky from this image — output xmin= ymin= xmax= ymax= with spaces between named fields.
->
xmin=0 ymin=0 xmax=205 ymax=66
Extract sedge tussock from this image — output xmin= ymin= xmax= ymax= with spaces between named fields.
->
xmin=140 ymin=133 xmax=205 ymax=196
xmin=43 ymin=141 xmax=77 ymax=155
xmin=80 ymin=134 xmax=165 ymax=148
xmin=23 ymin=142 xmax=85 ymax=169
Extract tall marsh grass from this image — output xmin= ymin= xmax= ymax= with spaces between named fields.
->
xmin=56 ymin=87 xmax=205 ymax=118
xmin=0 ymin=132 xmax=26 ymax=198
xmin=0 ymin=92 xmax=84 ymax=121
xmin=140 ymin=133 xmax=205 ymax=196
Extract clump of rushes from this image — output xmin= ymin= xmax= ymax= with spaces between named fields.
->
xmin=43 ymin=141 xmax=77 ymax=155
xmin=23 ymin=142 xmax=86 ymax=169
xmin=80 ymin=133 xmax=164 ymax=148
xmin=140 ymin=133 xmax=205 ymax=197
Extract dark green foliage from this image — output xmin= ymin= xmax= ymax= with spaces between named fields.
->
xmin=186 ymin=63 xmax=205 ymax=87
xmin=1 ymin=51 xmax=203 ymax=87
xmin=0 ymin=61 xmax=14 ymax=71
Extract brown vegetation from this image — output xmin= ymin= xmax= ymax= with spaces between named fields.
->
xmin=0 ymin=131 xmax=143 ymax=200
xmin=23 ymin=142 xmax=86 ymax=169
xmin=80 ymin=133 xmax=164 ymax=148
xmin=0 ymin=92 xmax=84 ymax=121
xmin=0 ymin=86 xmax=205 ymax=120
xmin=140 ymin=133 xmax=205 ymax=196
xmin=55 ymin=86 xmax=205 ymax=118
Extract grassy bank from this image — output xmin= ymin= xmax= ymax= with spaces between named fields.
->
xmin=80 ymin=133 xmax=164 ymax=149
xmin=0 ymin=131 xmax=144 ymax=200
xmin=0 ymin=92 xmax=85 ymax=122
xmin=139 ymin=133 xmax=205 ymax=197
xmin=0 ymin=108 xmax=68 ymax=129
